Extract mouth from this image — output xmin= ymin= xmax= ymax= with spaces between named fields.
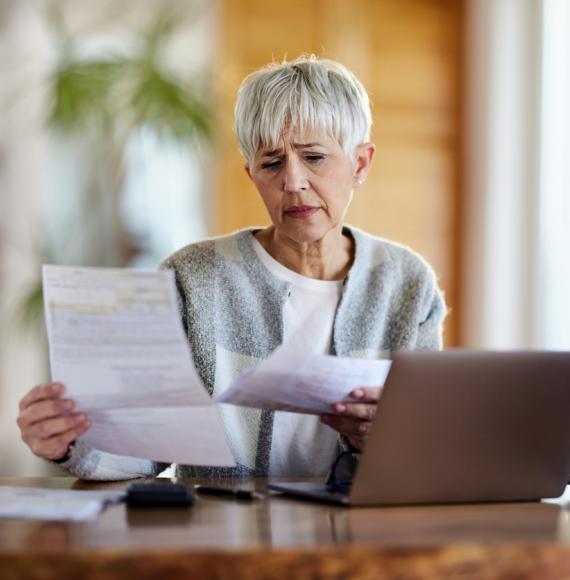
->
xmin=284 ymin=205 xmax=320 ymax=219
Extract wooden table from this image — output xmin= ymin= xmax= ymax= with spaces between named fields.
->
xmin=1 ymin=477 xmax=570 ymax=579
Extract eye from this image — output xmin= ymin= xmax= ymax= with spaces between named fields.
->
xmin=260 ymin=159 xmax=282 ymax=171
xmin=304 ymin=154 xmax=326 ymax=163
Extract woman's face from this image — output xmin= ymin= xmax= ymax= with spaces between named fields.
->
xmin=246 ymin=128 xmax=373 ymax=245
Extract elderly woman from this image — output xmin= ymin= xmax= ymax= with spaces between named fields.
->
xmin=17 ymin=56 xmax=446 ymax=480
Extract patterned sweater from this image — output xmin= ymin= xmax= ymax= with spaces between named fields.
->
xmin=54 ymin=226 xmax=446 ymax=480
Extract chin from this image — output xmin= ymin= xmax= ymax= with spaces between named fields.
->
xmin=280 ymin=222 xmax=335 ymax=245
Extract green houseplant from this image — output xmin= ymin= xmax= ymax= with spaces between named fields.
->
xmin=18 ymin=8 xmax=213 ymax=330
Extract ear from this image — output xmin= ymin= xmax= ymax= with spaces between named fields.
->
xmin=352 ymin=143 xmax=375 ymax=187
xmin=244 ymin=164 xmax=253 ymax=182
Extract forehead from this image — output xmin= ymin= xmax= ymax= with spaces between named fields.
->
xmin=256 ymin=128 xmax=341 ymax=156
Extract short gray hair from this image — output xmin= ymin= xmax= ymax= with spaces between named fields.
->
xmin=234 ymin=55 xmax=372 ymax=165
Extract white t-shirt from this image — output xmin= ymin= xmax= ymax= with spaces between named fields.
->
xmin=252 ymin=237 xmax=342 ymax=477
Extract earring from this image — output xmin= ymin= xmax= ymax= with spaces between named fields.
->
xmin=356 ymin=178 xmax=365 ymax=186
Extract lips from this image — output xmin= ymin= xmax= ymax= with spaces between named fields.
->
xmin=284 ymin=205 xmax=320 ymax=219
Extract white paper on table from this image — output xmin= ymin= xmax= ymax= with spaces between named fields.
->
xmin=215 ymin=346 xmax=392 ymax=414
xmin=0 ymin=487 xmax=125 ymax=521
xmin=42 ymin=265 xmax=235 ymax=467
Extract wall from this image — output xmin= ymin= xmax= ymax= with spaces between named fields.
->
xmin=0 ymin=0 xmax=54 ymax=476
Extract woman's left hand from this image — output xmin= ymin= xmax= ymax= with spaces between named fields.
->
xmin=320 ymin=387 xmax=382 ymax=451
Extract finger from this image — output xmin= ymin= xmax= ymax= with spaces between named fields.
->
xmin=18 ymin=398 xmax=76 ymax=429
xmin=345 ymin=434 xmax=367 ymax=452
xmin=26 ymin=413 xmax=89 ymax=441
xmin=19 ymin=383 xmax=65 ymax=412
xmin=30 ymin=421 xmax=91 ymax=461
xmin=331 ymin=401 xmax=377 ymax=421
xmin=350 ymin=386 xmax=382 ymax=402
xmin=321 ymin=414 xmax=372 ymax=437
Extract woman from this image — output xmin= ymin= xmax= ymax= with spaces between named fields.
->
xmin=16 ymin=56 xmax=446 ymax=480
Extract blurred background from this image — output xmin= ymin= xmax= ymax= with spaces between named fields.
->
xmin=1 ymin=0 xmax=568 ymax=476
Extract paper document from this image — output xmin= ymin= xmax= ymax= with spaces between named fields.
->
xmin=0 ymin=486 xmax=125 ymax=521
xmin=43 ymin=265 xmax=235 ymax=467
xmin=215 ymin=346 xmax=392 ymax=414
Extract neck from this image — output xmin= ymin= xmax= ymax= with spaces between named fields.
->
xmin=254 ymin=226 xmax=354 ymax=281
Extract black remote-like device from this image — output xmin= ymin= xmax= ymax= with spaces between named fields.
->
xmin=125 ymin=482 xmax=195 ymax=508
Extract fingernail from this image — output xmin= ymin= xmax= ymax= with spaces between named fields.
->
xmin=352 ymin=389 xmax=364 ymax=399
xmin=54 ymin=383 xmax=64 ymax=395
xmin=335 ymin=404 xmax=346 ymax=414
xmin=65 ymin=400 xmax=74 ymax=410
xmin=78 ymin=413 xmax=87 ymax=422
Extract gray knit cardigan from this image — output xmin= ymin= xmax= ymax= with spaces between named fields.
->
xmin=55 ymin=226 xmax=446 ymax=481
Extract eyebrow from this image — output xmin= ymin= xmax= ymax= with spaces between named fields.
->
xmin=260 ymin=143 xmax=324 ymax=157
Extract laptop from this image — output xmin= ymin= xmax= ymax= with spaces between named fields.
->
xmin=267 ymin=350 xmax=570 ymax=506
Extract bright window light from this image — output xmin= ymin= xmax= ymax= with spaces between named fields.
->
xmin=538 ymin=0 xmax=570 ymax=348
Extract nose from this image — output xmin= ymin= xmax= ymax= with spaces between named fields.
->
xmin=282 ymin=156 xmax=309 ymax=193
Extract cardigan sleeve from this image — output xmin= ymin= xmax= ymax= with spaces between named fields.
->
xmin=415 ymin=282 xmax=446 ymax=350
xmin=51 ymin=440 xmax=170 ymax=481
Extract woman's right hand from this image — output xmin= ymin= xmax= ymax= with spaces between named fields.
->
xmin=17 ymin=383 xmax=91 ymax=461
